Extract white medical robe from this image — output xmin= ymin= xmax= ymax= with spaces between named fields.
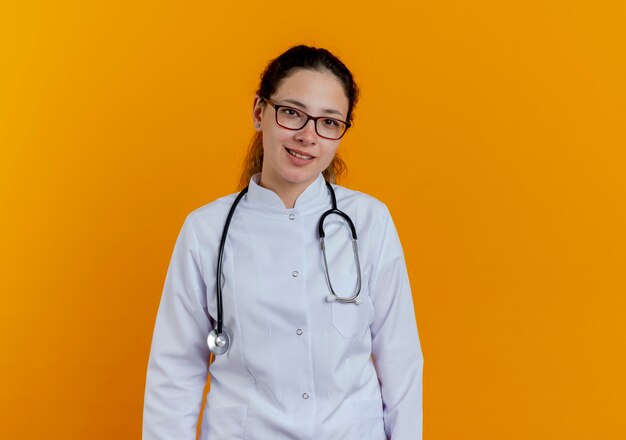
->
xmin=143 ymin=173 xmax=423 ymax=439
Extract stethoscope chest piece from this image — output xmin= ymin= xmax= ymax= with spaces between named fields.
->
xmin=207 ymin=329 xmax=231 ymax=355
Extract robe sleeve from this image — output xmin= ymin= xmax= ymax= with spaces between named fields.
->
xmin=370 ymin=205 xmax=424 ymax=439
xmin=143 ymin=214 xmax=212 ymax=439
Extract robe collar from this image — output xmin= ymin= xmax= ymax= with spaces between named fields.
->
xmin=246 ymin=173 xmax=328 ymax=211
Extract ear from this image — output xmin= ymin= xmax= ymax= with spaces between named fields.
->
xmin=252 ymin=95 xmax=265 ymax=132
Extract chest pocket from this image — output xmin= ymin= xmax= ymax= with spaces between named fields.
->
xmin=329 ymin=273 xmax=372 ymax=339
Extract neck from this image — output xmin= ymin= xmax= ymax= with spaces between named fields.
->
xmin=258 ymin=174 xmax=312 ymax=209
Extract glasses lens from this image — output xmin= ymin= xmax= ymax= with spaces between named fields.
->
xmin=316 ymin=118 xmax=346 ymax=140
xmin=276 ymin=107 xmax=307 ymax=129
xmin=274 ymin=105 xmax=347 ymax=140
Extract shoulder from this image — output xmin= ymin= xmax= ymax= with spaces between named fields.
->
xmin=179 ymin=191 xmax=241 ymax=244
xmin=187 ymin=192 xmax=239 ymax=223
xmin=331 ymin=184 xmax=391 ymax=222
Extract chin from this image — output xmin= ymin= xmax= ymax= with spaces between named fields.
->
xmin=281 ymin=169 xmax=319 ymax=186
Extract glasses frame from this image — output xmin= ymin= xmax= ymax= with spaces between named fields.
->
xmin=262 ymin=98 xmax=351 ymax=140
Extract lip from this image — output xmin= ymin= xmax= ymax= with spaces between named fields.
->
xmin=284 ymin=146 xmax=315 ymax=167
xmin=284 ymin=146 xmax=316 ymax=159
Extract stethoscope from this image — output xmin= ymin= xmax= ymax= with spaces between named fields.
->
xmin=207 ymin=181 xmax=362 ymax=355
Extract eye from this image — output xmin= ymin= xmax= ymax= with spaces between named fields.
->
xmin=322 ymin=118 xmax=340 ymax=128
xmin=279 ymin=107 xmax=303 ymax=118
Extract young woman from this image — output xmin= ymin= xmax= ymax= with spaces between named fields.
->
xmin=143 ymin=45 xmax=423 ymax=440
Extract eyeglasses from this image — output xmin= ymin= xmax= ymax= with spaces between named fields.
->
xmin=262 ymin=98 xmax=351 ymax=140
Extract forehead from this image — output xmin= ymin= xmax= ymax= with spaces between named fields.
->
xmin=272 ymin=69 xmax=349 ymax=117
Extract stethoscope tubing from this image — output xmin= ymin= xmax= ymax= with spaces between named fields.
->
xmin=210 ymin=181 xmax=361 ymax=355
xmin=215 ymin=186 xmax=249 ymax=335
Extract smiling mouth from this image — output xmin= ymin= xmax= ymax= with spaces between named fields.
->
xmin=285 ymin=147 xmax=314 ymax=160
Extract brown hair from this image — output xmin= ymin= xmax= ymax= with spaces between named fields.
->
xmin=237 ymin=45 xmax=359 ymax=190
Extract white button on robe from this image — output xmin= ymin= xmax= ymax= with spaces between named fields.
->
xmin=143 ymin=173 xmax=424 ymax=440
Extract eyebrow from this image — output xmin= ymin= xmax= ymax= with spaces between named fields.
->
xmin=278 ymin=98 xmax=346 ymax=119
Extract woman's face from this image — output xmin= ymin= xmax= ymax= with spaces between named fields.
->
xmin=252 ymin=68 xmax=349 ymax=194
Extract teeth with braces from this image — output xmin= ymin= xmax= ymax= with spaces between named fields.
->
xmin=287 ymin=148 xmax=313 ymax=160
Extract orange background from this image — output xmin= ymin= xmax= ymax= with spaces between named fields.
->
xmin=1 ymin=1 xmax=625 ymax=439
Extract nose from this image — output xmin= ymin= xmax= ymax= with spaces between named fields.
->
xmin=295 ymin=118 xmax=317 ymax=144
